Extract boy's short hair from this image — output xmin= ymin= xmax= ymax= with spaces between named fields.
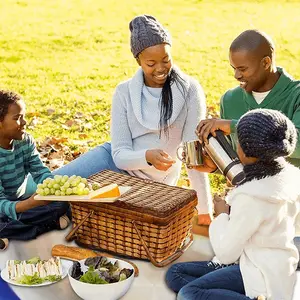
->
xmin=0 ymin=90 xmax=22 ymax=121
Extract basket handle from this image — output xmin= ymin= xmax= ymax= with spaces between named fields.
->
xmin=132 ymin=221 xmax=193 ymax=268
xmin=65 ymin=210 xmax=94 ymax=242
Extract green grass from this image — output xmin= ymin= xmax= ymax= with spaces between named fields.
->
xmin=1 ymin=0 xmax=300 ymax=191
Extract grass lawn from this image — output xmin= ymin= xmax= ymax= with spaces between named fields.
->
xmin=1 ymin=0 xmax=300 ymax=190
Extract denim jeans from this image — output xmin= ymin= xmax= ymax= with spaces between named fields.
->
xmin=165 ymin=261 xmax=253 ymax=300
xmin=0 ymin=201 xmax=70 ymax=240
xmin=53 ymin=142 xmax=127 ymax=177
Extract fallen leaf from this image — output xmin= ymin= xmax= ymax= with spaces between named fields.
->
xmin=79 ymin=133 xmax=88 ymax=139
xmin=27 ymin=116 xmax=39 ymax=129
xmin=27 ymin=112 xmax=41 ymax=117
xmin=71 ymin=140 xmax=88 ymax=146
xmin=74 ymin=119 xmax=82 ymax=125
xmin=65 ymin=120 xmax=75 ymax=127
xmin=37 ymin=136 xmax=90 ymax=171
xmin=47 ymin=108 xmax=55 ymax=115
xmin=48 ymin=158 xmax=65 ymax=170
xmin=48 ymin=151 xmax=64 ymax=160
xmin=83 ymin=123 xmax=92 ymax=130
xmin=74 ymin=112 xmax=84 ymax=118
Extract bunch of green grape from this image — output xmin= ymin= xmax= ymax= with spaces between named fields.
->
xmin=36 ymin=175 xmax=90 ymax=196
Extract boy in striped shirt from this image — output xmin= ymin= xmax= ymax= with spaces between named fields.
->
xmin=0 ymin=90 xmax=70 ymax=246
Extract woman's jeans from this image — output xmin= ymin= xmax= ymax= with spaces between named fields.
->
xmin=54 ymin=142 xmax=126 ymax=177
xmin=165 ymin=261 xmax=253 ymax=300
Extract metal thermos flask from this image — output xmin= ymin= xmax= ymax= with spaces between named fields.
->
xmin=204 ymin=130 xmax=245 ymax=185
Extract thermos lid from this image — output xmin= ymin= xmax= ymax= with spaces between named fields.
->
xmin=231 ymin=172 xmax=246 ymax=185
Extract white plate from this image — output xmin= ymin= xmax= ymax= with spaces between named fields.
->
xmin=0 ymin=259 xmax=72 ymax=287
xmin=34 ymin=186 xmax=131 ymax=203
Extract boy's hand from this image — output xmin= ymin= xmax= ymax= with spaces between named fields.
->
xmin=16 ymin=194 xmax=51 ymax=213
xmin=146 ymin=149 xmax=176 ymax=171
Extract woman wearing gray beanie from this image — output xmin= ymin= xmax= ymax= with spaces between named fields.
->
xmin=52 ymin=15 xmax=213 ymax=226
xmin=166 ymin=109 xmax=300 ymax=299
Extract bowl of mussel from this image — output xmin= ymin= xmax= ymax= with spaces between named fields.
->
xmin=68 ymin=256 xmax=134 ymax=300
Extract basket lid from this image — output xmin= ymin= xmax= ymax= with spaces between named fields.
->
xmin=88 ymin=170 xmax=197 ymax=218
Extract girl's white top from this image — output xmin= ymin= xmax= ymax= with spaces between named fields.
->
xmin=210 ymin=163 xmax=300 ymax=300
xmin=111 ymin=66 xmax=212 ymax=214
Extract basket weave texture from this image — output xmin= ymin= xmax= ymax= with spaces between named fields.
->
xmin=69 ymin=170 xmax=197 ymax=263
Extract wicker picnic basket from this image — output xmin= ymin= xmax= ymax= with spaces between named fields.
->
xmin=65 ymin=170 xmax=198 ymax=267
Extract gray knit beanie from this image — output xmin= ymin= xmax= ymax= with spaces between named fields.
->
xmin=237 ymin=109 xmax=297 ymax=160
xmin=129 ymin=15 xmax=172 ymax=58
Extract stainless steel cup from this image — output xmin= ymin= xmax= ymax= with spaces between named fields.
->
xmin=177 ymin=140 xmax=203 ymax=167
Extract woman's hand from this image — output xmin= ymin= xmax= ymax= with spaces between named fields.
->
xmin=146 ymin=149 xmax=176 ymax=171
xmin=213 ymin=194 xmax=230 ymax=217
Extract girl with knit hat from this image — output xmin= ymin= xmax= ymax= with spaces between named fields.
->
xmin=166 ymin=109 xmax=300 ymax=300
xmin=51 ymin=15 xmax=213 ymax=225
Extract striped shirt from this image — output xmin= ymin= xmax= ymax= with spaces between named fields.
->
xmin=0 ymin=133 xmax=52 ymax=220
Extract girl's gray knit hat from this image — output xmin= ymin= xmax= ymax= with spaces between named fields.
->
xmin=129 ymin=15 xmax=171 ymax=58
xmin=237 ymin=109 xmax=297 ymax=160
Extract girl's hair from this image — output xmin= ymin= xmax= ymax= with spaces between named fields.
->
xmin=159 ymin=68 xmax=187 ymax=138
xmin=237 ymin=108 xmax=297 ymax=160
xmin=0 ymin=90 xmax=22 ymax=121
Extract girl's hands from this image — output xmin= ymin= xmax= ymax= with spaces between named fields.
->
xmin=213 ymin=194 xmax=230 ymax=217
xmin=146 ymin=149 xmax=176 ymax=171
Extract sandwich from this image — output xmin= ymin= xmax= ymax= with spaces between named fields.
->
xmin=6 ymin=257 xmax=62 ymax=283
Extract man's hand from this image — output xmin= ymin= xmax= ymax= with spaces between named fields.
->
xmin=213 ymin=194 xmax=230 ymax=217
xmin=146 ymin=149 xmax=176 ymax=171
xmin=191 ymin=148 xmax=218 ymax=173
xmin=196 ymin=118 xmax=232 ymax=145
xmin=16 ymin=194 xmax=52 ymax=213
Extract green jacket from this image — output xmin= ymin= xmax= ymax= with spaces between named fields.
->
xmin=221 ymin=67 xmax=300 ymax=167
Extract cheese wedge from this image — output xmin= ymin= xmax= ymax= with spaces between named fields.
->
xmin=89 ymin=183 xmax=120 ymax=199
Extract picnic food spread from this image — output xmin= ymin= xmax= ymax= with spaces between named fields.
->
xmin=89 ymin=183 xmax=120 ymax=199
xmin=70 ymin=257 xmax=133 ymax=284
xmin=36 ymin=175 xmax=90 ymax=196
xmin=51 ymin=244 xmax=99 ymax=260
xmin=35 ymin=175 xmax=121 ymax=200
xmin=6 ymin=257 xmax=63 ymax=285
xmin=51 ymin=244 xmax=139 ymax=277
xmin=35 ymin=175 xmax=109 ymax=196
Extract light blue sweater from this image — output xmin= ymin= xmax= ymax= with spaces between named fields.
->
xmin=111 ymin=67 xmax=212 ymax=214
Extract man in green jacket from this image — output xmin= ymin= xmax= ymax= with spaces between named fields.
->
xmin=197 ymin=29 xmax=300 ymax=169
xmin=196 ymin=29 xmax=300 ymax=265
